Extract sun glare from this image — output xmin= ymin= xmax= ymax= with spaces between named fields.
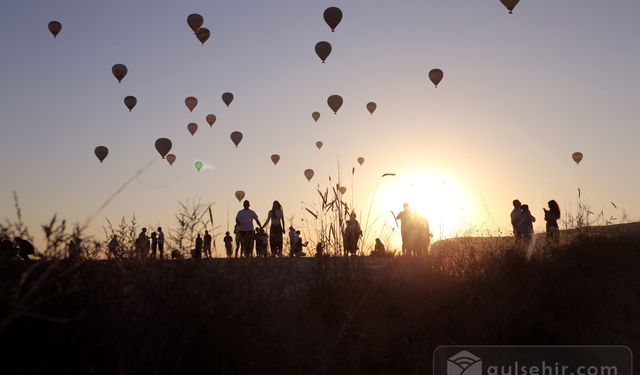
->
xmin=375 ymin=171 xmax=474 ymax=241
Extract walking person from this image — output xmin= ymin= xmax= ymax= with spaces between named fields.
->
xmin=203 ymin=230 xmax=212 ymax=258
xmin=150 ymin=231 xmax=158 ymax=259
xmin=544 ymin=200 xmax=561 ymax=246
xmin=518 ymin=204 xmax=536 ymax=244
xmin=343 ymin=212 xmax=363 ymax=256
xmin=157 ymin=227 xmax=165 ymax=259
xmin=511 ymin=199 xmax=523 ymax=240
xmin=262 ymin=200 xmax=285 ymax=256
xmin=223 ymin=231 xmax=233 ymax=258
xmin=235 ymin=200 xmax=261 ymax=258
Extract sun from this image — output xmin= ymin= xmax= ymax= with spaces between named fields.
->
xmin=375 ymin=170 xmax=474 ymax=241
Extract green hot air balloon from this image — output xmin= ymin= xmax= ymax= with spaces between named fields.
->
xmin=195 ymin=161 xmax=203 ymax=172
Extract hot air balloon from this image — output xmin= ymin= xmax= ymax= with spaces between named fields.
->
xmin=315 ymin=141 xmax=323 ymax=150
xmin=338 ymin=186 xmax=347 ymax=195
xmin=323 ymin=7 xmax=342 ymax=32
xmin=429 ymin=69 xmax=444 ymax=87
xmin=304 ymin=169 xmax=315 ymax=182
xmin=185 ymin=96 xmax=198 ymax=112
xmin=222 ymin=92 xmax=234 ymax=107
xmin=155 ymin=138 xmax=172 ymax=159
xmin=195 ymin=27 xmax=210 ymax=45
xmin=112 ymin=64 xmax=127 ymax=83
xmin=94 ymin=146 xmax=108 ymax=163
xmin=166 ymin=154 xmax=176 ymax=165
xmin=271 ymin=154 xmax=280 ymax=165
xmin=500 ymin=0 xmax=520 ymax=14
xmin=187 ymin=122 xmax=198 ymax=136
xmin=312 ymin=112 xmax=320 ymax=122
xmin=366 ymin=102 xmax=377 ymax=114
xmin=124 ymin=96 xmax=137 ymax=112
xmin=315 ymin=41 xmax=332 ymax=63
xmin=48 ymin=21 xmax=62 ymax=38
xmin=327 ymin=95 xmax=343 ymax=114
xmin=206 ymin=114 xmax=216 ymax=127
xmin=194 ymin=161 xmax=203 ymax=172
xmin=572 ymin=152 xmax=583 ymax=165
xmin=357 ymin=157 xmax=365 ymax=166
xmin=235 ymin=190 xmax=245 ymax=202
xmin=230 ymin=131 xmax=243 ymax=147
xmin=187 ymin=13 xmax=204 ymax=33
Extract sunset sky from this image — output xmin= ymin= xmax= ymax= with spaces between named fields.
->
xmin=1 ymin=0 xmax=639 ymax=250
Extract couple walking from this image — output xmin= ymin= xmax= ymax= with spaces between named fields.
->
xmin=235 ymin=200 xmax=285 ymax=257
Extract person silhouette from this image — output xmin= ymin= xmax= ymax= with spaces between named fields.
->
xmin=235 ymin=200 xmax=261 ymax=257
xmin=108 ymin=235 xmax=119 ymax=258
xmin=396 ymin=203 xmax=414 ymax=255
xmin=372 ymin=238 xmax=386 ymax=257
xmin=150 ymin=232 xmax=158 ymax=259
xmin=511 ymin=199 xmax=523 ymax=240
xmin=518 ymin=204 xmax=536 ymax=244
xmin=262 ymin=200 xmax=285 ymax=257
xmin=194 ymin=233 xmax=203 ymax=259
xmin=233 ymin=223 xmax=241 ymax=258
xmin=223 ymin=231 xmax=233 ymax=258
xmin=157 ymin=227 xmax=165 ymax=259
xmin=67 ymin=239 xmax=80 ymax=260
xmin=343 ymin=212 xmax=362 ymax=256
xmin=544 ymin=200 xmax=561 ymax=246
xmin=137 ymin=228 xmax=149 ymax=260
xmin=203 ymin=230 xmax=212 ymax=258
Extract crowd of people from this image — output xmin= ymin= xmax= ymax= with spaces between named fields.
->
xmin=510 ymin=199 xmax=561 ymax=246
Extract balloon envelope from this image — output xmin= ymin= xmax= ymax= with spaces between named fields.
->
xmin=315 ymin=41 xmax=332 ymax=63
xmin=206 ymin=114 xmax=216 ymax=126
xmin=194 ymin=161 xmax=203 ymax=172
xmin=112 ymin=64 xmax=127 ymax=83
xmin=327 ymin=95 xmax=343 ymax=114
xmin=185 ymin=96 xmax=198 ymax=112
xmin=230 ymin=131 xmax=243 ymax=147
xmin=195 ymin=27 xmax=210 ymax=45
xmin=48 ymin=21 xmax=62 ymax=38
xmin=429 ymin=69 xmax=444 ymax=87
xmin=155 ymin=138 xmax=172 ymax=159
xmin=94 ymin=146 xmax=108 ymax=163
xmin=338 ymin=186 xmax=347 ymax=195
xmin=235 ymin=190 xmax=245 ymax=202
xmin=572 ymin=152 xmax=583 ymax=165
xmin=366 ymin=102 xmax=377 ymax=114
xmin=500 ymin=0 xmax=520 ymax=14
xmin=124 ymin=96 xmax=137 ymax=111
xmin=315 ymin=141 xmax=323 ymax=150
xmin=166 ymin=154 xmax=176 ymax=165
xmin=323 ymin=7 xmax=343 ymax=32
xmin=312 ymin=112 xmax=320 ymax=122
xmin=357 ymin=157 xmax=365 ymax=166
xmin=271 ymin=154 xmax=280 ymax=165
xmin=187 ymin=13 xmax=204 ymax=32
xmin=222 ymin=92 xmax=234 ymax=107
xmin=304 ymin=169 xmax=315 ymax=182
xmin=187 ymin=122 xmax=198 ymax=136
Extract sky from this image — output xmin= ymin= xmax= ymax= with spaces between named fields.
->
xmin=1 ymin=0 xmax=639 ymax=251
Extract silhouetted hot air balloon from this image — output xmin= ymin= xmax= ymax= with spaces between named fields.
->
xmin=366 ymin=102 xmax=377 ymax=114
xmin=194 ymin=161 xmax=203 ymax=172
xmin=185 ymin=96 xmax=198 ymax=112
xmin=187 ymin=13 xmax=204 ymax=33
xmin=48 ymin=21 xmax=62 ymax=38
xmin=327 ymin=95 xmax=343 ymax=114
xmin=166 ymin=154 xmax=176 ymax=165
xmin=500 ymin=0 xmax=520 ymax=14
xmin=315 ymin=41 xmax=332 ymax=63
xmin=112 ymin=64 xmax=127 ymax=83
xmin=572 ymin=152 xmax=583 ymax=165
xmin=195 ymin=28 xmax=210 ymax=45
xmin=222 ymin=92 xmax=234 ymax=107
xmin=312 ymin=112 xmax=320 ymax=122
xmin=94 ymin=146 xmax=108 ymax=163
xmin=206 ymin=114 xmax=216 ymax=127
xmin=230 ymin=131 xmax=243 ymax=147
xmin=323 ymin=7 xmax=342 ymax=32
xmin=271 ymin=154 xmax=280 ymax=165
xmin=124 ymin=96 xmax=137 ymax=112
xmin=235 ymin=190 xmax=245 ymax=202
xmin=357 ymin=157 xmax=365 ymax=166
xmin=187 ymin=122 xmax=198 ymax=136
xmin=304 ymin=169 xmax=315 ymax=182
xmin=338 ymin=186 xmax=347 ymax=195
xmin=429 ymin=69 xmax=444 ymax=87
xmin=155 ymin=138 xmax=172 ymax=159
xmin=315 ymin=141 xmax=323 ymax=150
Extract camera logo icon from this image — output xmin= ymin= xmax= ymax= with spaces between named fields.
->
xmin=447 ymin=350 xmax=482 ymax=375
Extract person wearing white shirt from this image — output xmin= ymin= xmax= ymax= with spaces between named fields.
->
xmin=236 ymin=200 xmax=261 ymax=257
